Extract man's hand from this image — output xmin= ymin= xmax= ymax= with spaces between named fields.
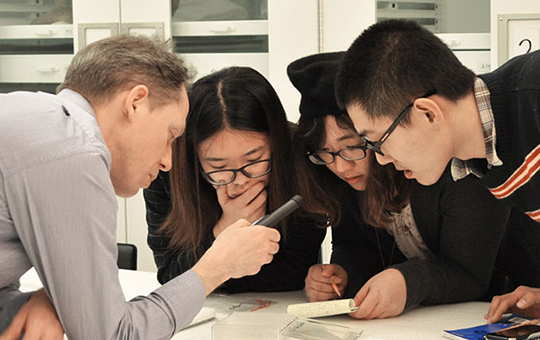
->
xmin=0 ymin=289 xmax=63 ymax=340
xmin=213 ymin=182 xmax=267 ymax=236
xmin=486 ymin=286 xmax=540 ymax=323
xmin=349 ymin=268 xmax=407 ymax=319
xmin=305 ymin=264 xmax=348 ymax=302
xmin=193 ymin=219 xmax=280 ymax=295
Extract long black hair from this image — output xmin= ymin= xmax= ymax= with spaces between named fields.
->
xmin=162 ymin=67 xmax=294 ymax=253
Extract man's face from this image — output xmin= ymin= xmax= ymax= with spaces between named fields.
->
xmin=346 ymin=102 xmax=451 ymax=186
xmin=111 ymin=86 xmax=189 ymax=197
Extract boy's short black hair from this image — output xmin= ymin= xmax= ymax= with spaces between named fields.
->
xmin=335 ymin=19 xmax=475 ymax=123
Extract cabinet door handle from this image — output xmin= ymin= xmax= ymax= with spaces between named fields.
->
xmin=36 ymin=67 xmax=60 ymax=73
xmin=209 ymin=24 xmax=236 ymax=33
xmin=34 ymin=30 xmax=58 ymax=37
xmin=449 ymin=39 xmax=462 ymax=46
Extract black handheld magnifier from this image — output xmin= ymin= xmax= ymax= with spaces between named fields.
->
xmin=253 ymin=195 xmax=303 ymax=227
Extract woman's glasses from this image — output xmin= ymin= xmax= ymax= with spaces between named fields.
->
xmin=201 ymin=159 xmax=272 ymax=186
xmin=307 ymin=145 xmax=367 ymax=165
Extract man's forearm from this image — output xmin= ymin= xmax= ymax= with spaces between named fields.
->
xmin=191 ymin=257 xmax=230 ymax=296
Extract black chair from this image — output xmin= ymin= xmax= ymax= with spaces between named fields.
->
xmin=117 ymin=243 xmax=138 ymax=270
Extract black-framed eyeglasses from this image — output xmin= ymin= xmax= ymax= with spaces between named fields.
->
xmin=361 ymin=90 xmax=437 ymax=156
xmin=307 ymin=145 xmax=367 ymax=165
xmin=201 ymin=159 xmax=272 ymax=186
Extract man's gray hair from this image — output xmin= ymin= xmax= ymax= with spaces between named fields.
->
xmin=58 ymin=34 xmax=190 ymax=107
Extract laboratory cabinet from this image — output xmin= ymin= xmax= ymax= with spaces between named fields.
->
xmin=1 ymin=0 xmax=500 ymax=271
xmin=0 ymin=0 xmax=272 ymax=107
xmin=171 ymin=0 xmax=269 ymax=78
xmin=376 ymin=0 xmax=490 ymax=34
xmin=376 ymin=0 xmax=492 ymax=73
xmin=0 ymin=0 xmax=74 ymax=92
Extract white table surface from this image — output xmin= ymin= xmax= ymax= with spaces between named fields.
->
xmin=20 ymin=268 xmax=492 ymax=340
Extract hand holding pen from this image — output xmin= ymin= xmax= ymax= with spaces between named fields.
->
xmin=254 ymin=195 xmax=351 ymax=302
xmin=320 ymin=264 xmax=344 ymax=298
xmin=304 ymin=264 xmax=349 ymax=302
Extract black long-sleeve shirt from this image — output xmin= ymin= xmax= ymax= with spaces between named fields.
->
xmin=332 ymin=166 xmax=540 ymax=309
xmin=478 ymin=50 xmax=540 ymax=222
xmin=143 ymin=171 xmax=326 ymax=293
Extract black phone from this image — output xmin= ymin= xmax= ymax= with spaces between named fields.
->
xmin=484 ymin=324 xmax=540 ymax=340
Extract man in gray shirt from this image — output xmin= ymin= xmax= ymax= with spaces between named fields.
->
xmin=0 ymin=35 xmax=280 ymax=339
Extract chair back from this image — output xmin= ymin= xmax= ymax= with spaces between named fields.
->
xmin=117 ymin=243 xmax=138 ymax=270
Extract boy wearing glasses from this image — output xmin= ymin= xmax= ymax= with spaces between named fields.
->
xmin=289 ymin=51 xmax=540 ymax=320
xmin=335 ymin=19 xmax=540 ymax=324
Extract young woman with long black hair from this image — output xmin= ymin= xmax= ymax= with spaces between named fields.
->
xmin=144 ymin=66 xmax=326 ymax=292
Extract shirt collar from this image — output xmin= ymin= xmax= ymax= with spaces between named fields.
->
xmin=57 ymin=88 xmax=96 ymax=118
xmin=451 ymin=77 xmax=503 ymax=180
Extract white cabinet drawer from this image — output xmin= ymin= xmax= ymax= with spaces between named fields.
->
xmin=172 ymin=20 xmax=267 ymax=36
xmin=436 ymin=33 xmax=491 ymax=74
xmin=0 ymin=55 xmax=72 ymax=83
xmin=0 ymin=24 xmax=73 ymax=39
xmin=436 ymin=33 xmax=490 ymax=50
xmin=180 ymin=52 xmax=268 ymax=80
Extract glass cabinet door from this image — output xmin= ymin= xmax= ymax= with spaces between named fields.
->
xmin=376 ymin=0 xmax=491 ymax=73
xmin=173 ymin=0 xmax=267 ymax=22
xmin=0 ymin=0 xmax=74 ymax=93
xmin=376 ymin=0 xmax=489 ymax=34
xmin=171 ymin=0 xmax=269 ymax=80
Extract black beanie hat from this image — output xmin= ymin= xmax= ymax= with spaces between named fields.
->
xmin=287 ymin=51 xmax=346 ymax=118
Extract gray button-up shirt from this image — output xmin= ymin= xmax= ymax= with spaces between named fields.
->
xmin=0 ymin=89 xmax=205 ymax=339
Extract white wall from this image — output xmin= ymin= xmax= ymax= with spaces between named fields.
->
xmin=322 ymin=0 xmax=375 ymax=53
xmin=319 ymin=0 xmax=375 ymax=264
xmin=491 ymin=0 xmax=540 ymax=67
xmin=268 ymin=0 xmax=319 ymax=124
xmin=269 ymin=0 xmax=375 ymax=124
